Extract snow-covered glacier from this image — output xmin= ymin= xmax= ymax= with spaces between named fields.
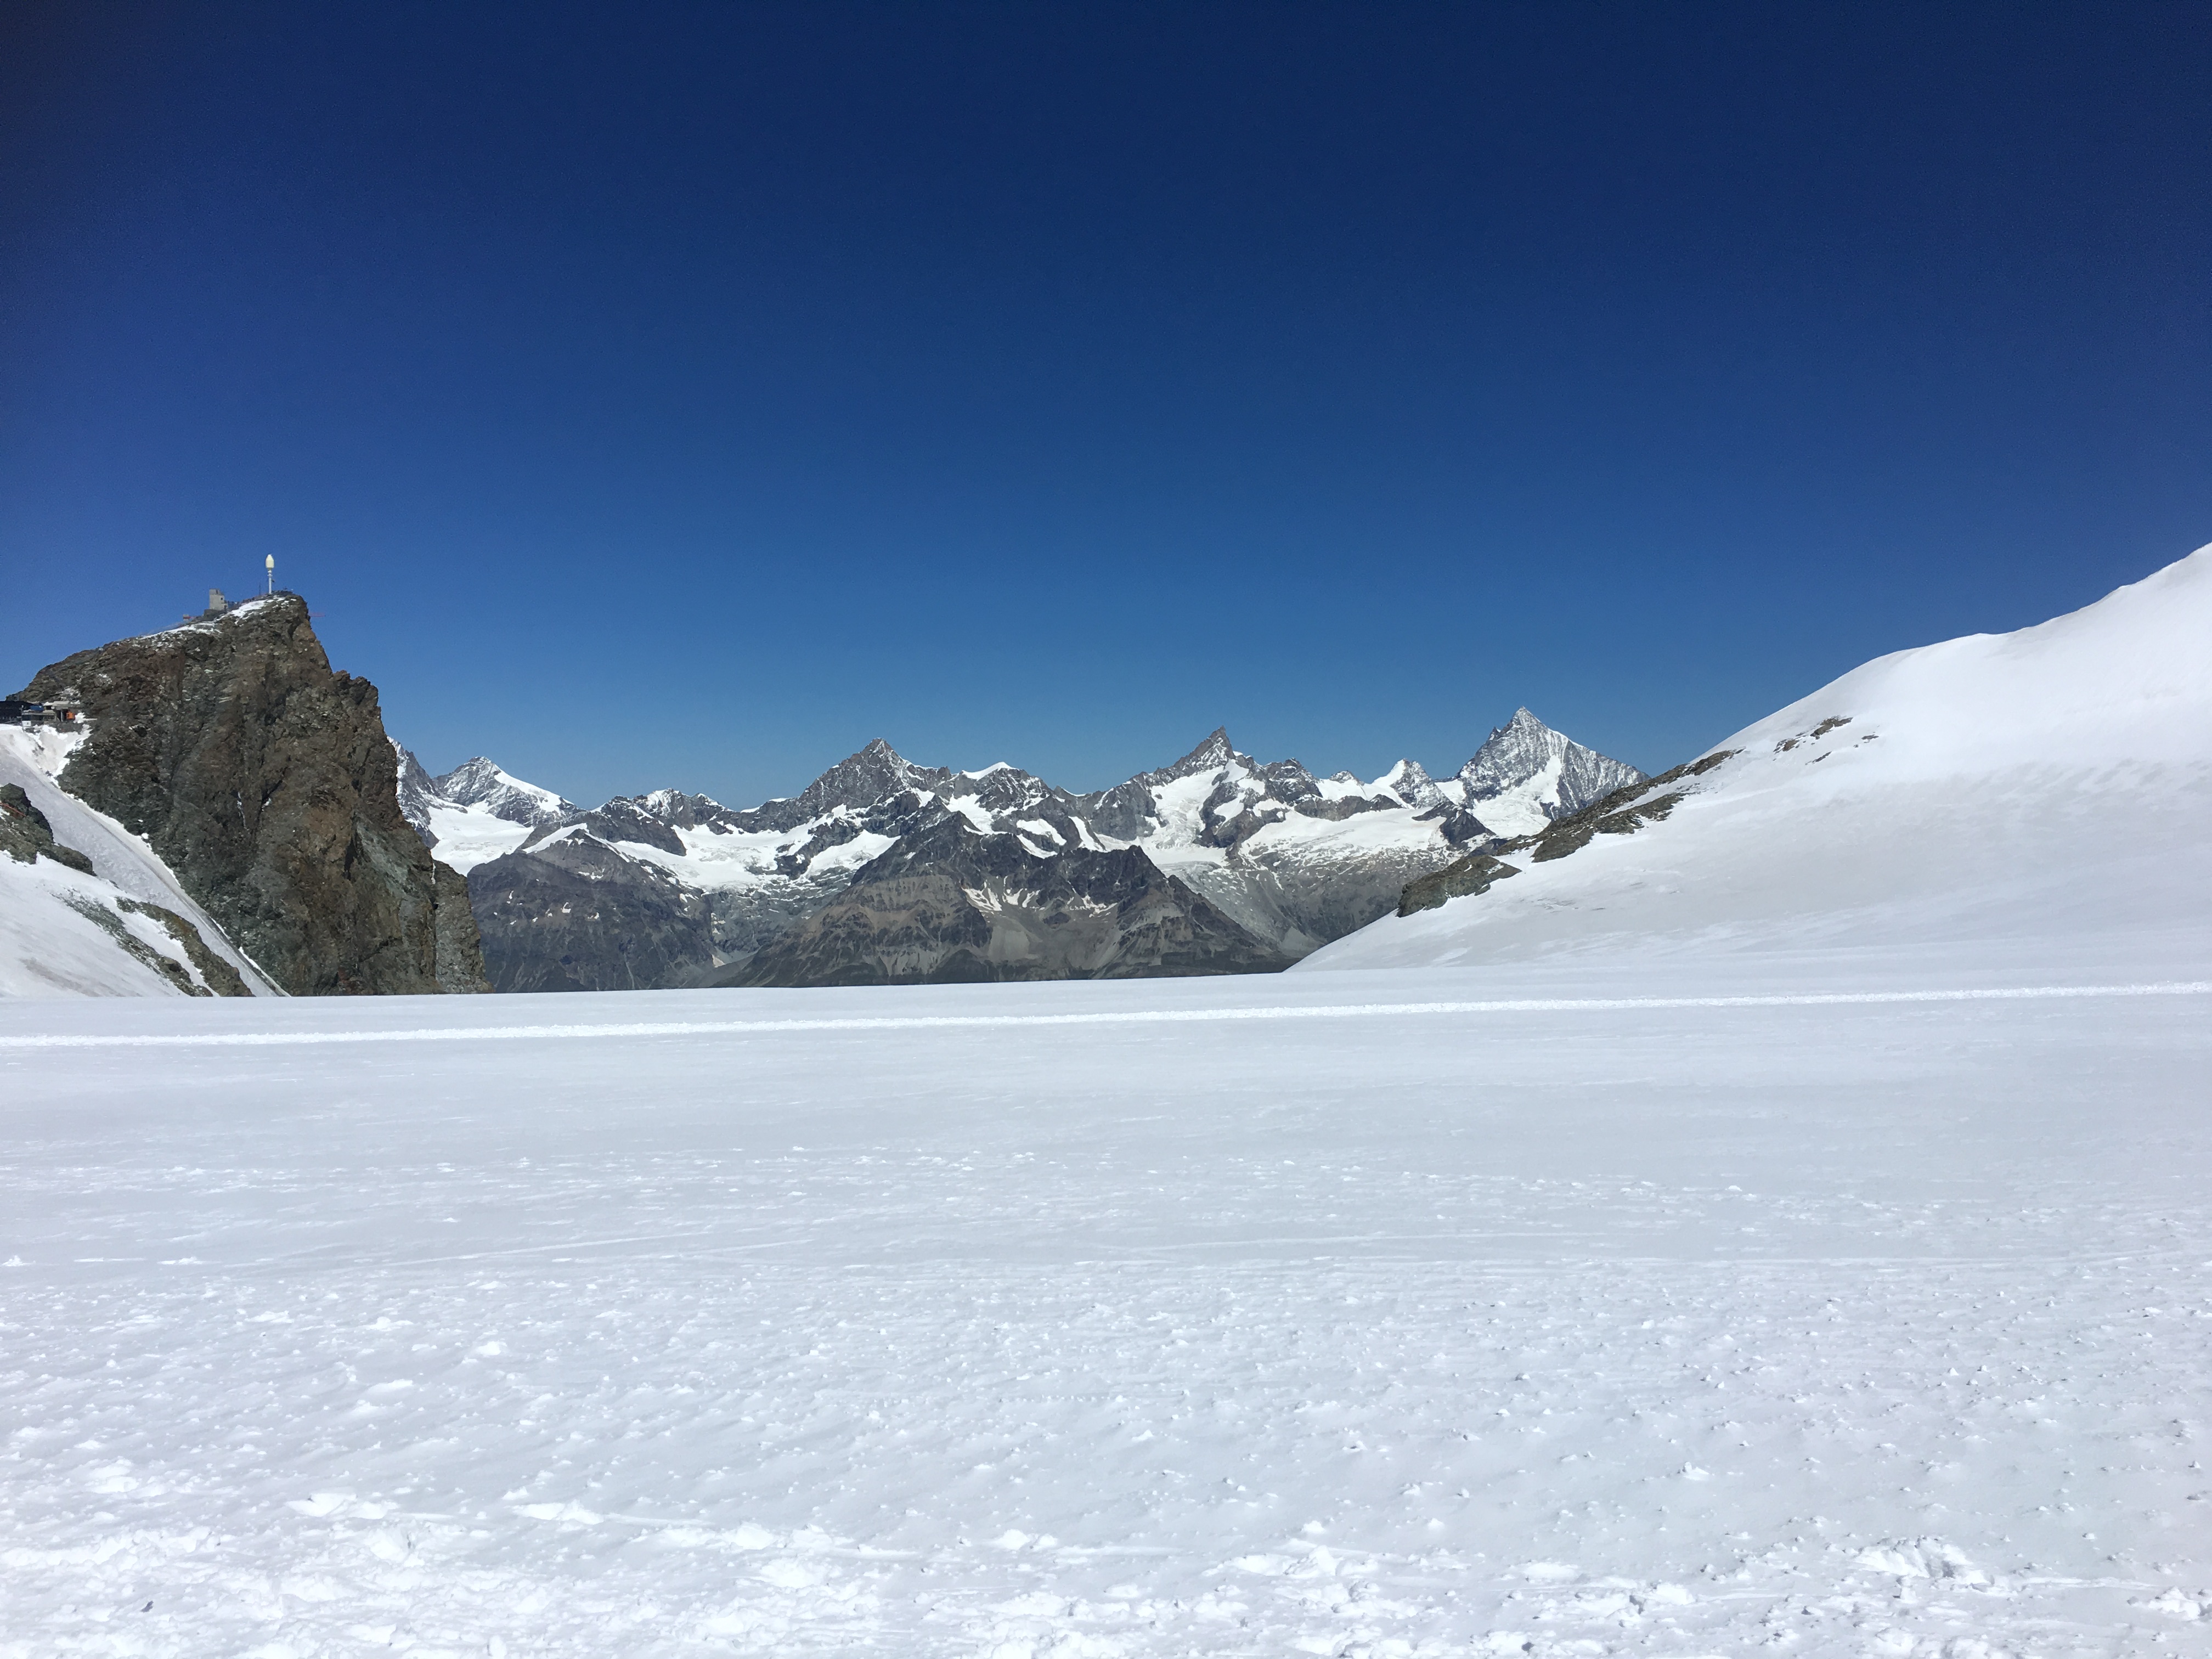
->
xmin=3 ymin=950 xmax=2204 ymax=1655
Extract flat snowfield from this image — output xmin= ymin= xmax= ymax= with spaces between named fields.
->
xmin=3 ymin=948 xmax=2208 ymax=1658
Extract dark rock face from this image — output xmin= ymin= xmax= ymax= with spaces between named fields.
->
xmin=467 ymin=830 xmax=715 ymax=992
xmin=430 ymin=862 xmax=484 ymax=991
xmin=16 ymin=596 xmax=488 ymax=995
xmin=1 ymin=783 xmax=95 ymax=874
xmin=1397 ymin=853 xmax=1521 ymax=916
xmin=577 ymin=798 xmax=686 ymax=854
xmin=722 ymin=815 xmax=1293 ymax=987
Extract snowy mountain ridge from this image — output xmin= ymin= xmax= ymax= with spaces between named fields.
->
xmin=410 ymin=712 xmax=1645 ymax=989
xmin=397 ymin=749 xmax=583 ymax=870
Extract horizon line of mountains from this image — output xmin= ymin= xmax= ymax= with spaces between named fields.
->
xmin=7 ymin=592 xmax=1646 ymax=996
xmin=399 ymin=712 xmax=1646 ymax=991
xmin=18 ymin=554 xmax=2204 ymax=1001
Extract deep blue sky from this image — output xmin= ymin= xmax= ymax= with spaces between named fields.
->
xmin=3 ymin=3 xmax=2205 ymax=805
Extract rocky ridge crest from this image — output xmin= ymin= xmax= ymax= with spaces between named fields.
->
xmin=416 ymin=712 xmax=1643 ymax=990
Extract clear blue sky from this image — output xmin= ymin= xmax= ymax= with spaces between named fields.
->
xmin=3 ymin=3 xmax=2205 ymax=805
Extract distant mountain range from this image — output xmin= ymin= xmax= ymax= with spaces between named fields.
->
xmin=12 ymin=548 xmax=2204 ymax=1001
xmin=397 ymin=710 xmax=1645 ymax=990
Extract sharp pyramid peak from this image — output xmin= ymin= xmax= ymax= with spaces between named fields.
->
xmin=1184 ymin=725 xmax=1235 ymax=764
xmin=1144 ymin=726 xmax=1239 ymax=783
xmin=434 ymin=756 xmax=509 ymax=791
xmin=788 ymin=737 xmax=953 ymax=816
xmin=1460 ymin=713 xmax=1557 ymax=774
xmin=815 ymin=738 xmax=926 ymax=778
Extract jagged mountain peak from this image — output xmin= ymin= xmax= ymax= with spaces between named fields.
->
xmin=1459 ymin=709 xmax=1568 ymax=788
xmin=434 ymin=756 xmax=503 ymax=792
xmin=1142 ymin=726 xmax=1242 ymax=785
xmin=431 ymin=757 xmax=577 ymax=828
xmin=943 ymin=763 xmax=1053 ymax=815
xmin=633 ymin=787 xmax=723 ymax=828
xmin=1461 ymin=708 xmax=1556 ymax=769
xmin=800 ymin=739 xmax=952 ymax=806
xmin=1455 ymin=708 xmax=1644 ymax=836
xmin=1377 ymin=758 xmax=1447 ymax=809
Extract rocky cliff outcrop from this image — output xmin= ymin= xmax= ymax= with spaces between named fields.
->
xmin=15 ymin=595 xmax=487 ymax=995
xmin=0 ymin=783 xmax=95 ymax=875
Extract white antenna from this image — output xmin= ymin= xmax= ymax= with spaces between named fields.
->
xmin=266 ymin=554 xmax=275 ymax=595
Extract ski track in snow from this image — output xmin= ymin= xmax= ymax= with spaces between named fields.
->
xmin=3 ymin=958 xmax=2209 ymax=1657
xmin=1 ymin=980 xmax=2204 ymax=1049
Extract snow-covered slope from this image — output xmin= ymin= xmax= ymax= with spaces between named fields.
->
xmin=1305 ymin=545 xmax=2212 ymax=973
xmin=0 ymin=726 xmax=278 ymax=998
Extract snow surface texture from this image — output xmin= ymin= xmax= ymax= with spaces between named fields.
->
xmin=0 ymin=727 xmax=277 ymax=999
xmin=1307 ymin=548 xmax=2212 ymax=973
xmin=3 ymin=939 xmax=2208 ymax=1657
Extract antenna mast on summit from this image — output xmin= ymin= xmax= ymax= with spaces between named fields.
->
xmin=266 ymin=554 xmax=275 ymax=595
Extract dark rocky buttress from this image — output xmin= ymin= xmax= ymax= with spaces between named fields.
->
xmin=16 ymin=596 xmax=487 ymax=995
